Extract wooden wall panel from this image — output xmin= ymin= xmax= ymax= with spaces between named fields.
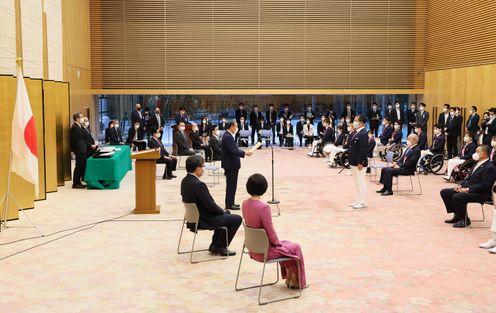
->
xmin=43 ymin=81 xmax=59 ymax=192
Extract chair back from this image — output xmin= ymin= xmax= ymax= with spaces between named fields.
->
xmin=239 ymin=130 xmax=251 ymax=138
xmin=260 ymin=130 xmax=272 ymax=138
xmin=182 ymin=202 xmax=200 ymax=224
xmin=385 ymin=151 xmax=394 ymax=163
xmin=243 ymin=223 xmax=269 ymax=257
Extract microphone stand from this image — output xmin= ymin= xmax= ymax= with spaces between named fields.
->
xmin=267 ymin=135 xmax=281 ymax=216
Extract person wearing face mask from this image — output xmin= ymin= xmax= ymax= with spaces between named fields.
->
xmin=466 ymin=106 xmax=480 ymax=134
xmin=283 ymin=119 xmax=294 ymax=149
xmin=317 ymin=115 xmax=327 ymax=138
xmin=305 ymin=105 xmax=315 ymax=124
xmin=221 ymin=120 xmax=254 ymax=210
xmin=209 ymin=126 xmax=223 ymax=161
xmin=389 ymin=121 xmax=403 ymax=145
xmin=443 ymin=132 xmax=477 ymax=180
xmin=237 ymin=116 xmax=250 ymax=147
xmin=126 ymin=121 xmax=146 ymax=151
xmin=414 ymin=125 xmax=428 ymax=150
xmin=483 ymin=108 xmax=496 ymax=146
xmin=303 ymin=118 xmax=315 ymax=147
xmin=384 ymin=103 xmax=395 ymax=124
xmin=175 ymin=107 xmax=189 ymax=125
xmin=340 ymin=103 xmax=356 ymax=121
xmin=218 ymin=117 xmax=228 ymax=130
xmin=445 ymin=107 xmax=462 ymax=159
xmin=420 ymin=124 xmax=446 ymax=160
xmin=235 ymin=103 xmax=248 ymax=125
xmin=393 ymin=101 xmax=403 ymax=125
xmin=70 ymin=112 xmax=90 ymax=188
xmin=190 ymin=123 xmax=211 ymax=161
xmin=377 ymin=134 xmax=421 ymax=196
xmin=441 ymin=145 xmax=496 ymax=228
xmin=367 ymin=102 xmax=381 ymax=137
xmin=296 ymin=115 xmax=306 ymax=147
xmin=279 ymin=104 xmax=293 ymax=121
xmin=257 ymin=116 xmax=271 ymax=147
xmin=148 ymin=129 xmax=177 ymax=180
xmin=309 ymin=118 xmax=334 ymax=157
xmin=109 ymin=119 xmax=124 ymax=145
xmin=323 ymin=125 xmax=344 ymax=161
xmin=249 ymin=105 xmax=264 ymax=145
xmin=131 ymin=103 xmax=143 ymax=126
xmin=329 ymin=123 xmax=356 ymax=168
xmin=142 ymin=107 xmax=151 ymax=139
xmin=81 ymin=117 xmax=97 ymax=157
xmin=407 ymin=102 xmax=418 ymax=135
xmin=438 ymin=103 xmax=451 ymax=129
xmin=379 ymin=117 xmax=393 ymax=146
xmin=199 ymin=115 xmax=212 ymax=138
xmin=174 ymin=122 xmax=196 ymax=156
xmin=348 ymin=115 xmax=369 ymax=208
xmin=326 ymin=104 xmax=336 ymax=127
xmin=104 ymin=120 xmax=113 ymax=144
xmin=415 ymin=103 xmax=429 ymax=133
xmin=366 ymin=130 xmax=376 ymax=163
xmin=490 ymin=135 xmax=496 ymax=166
xmin=150 ymin=107 xmax=165 ymax=140
xmin=266 ymin=104 xmax=277 ymax=144
xmin=276 ymin=117 xmax=285 ymax=147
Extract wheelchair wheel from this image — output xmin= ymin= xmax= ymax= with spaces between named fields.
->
xmin=390 ymin=144 xmax=404 ymax=162
xmin=379 ymin=150 xmax=386 ymax=162
xmin=453 ymin=159 xmax=477 ymax=182
xmin=428 ymin=154 xmax=444 ymax=174
xmin=340 ymin=150 xmax=350 ymax=169
xmin=334 ymin=152 xmax=343 ymax=167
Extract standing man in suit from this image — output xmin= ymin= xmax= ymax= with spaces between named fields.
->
xmin=175 ymin=107 xmax=189 ymax=125
xmin=348 ymin=115 xmax=369 ymax=209
xmin=109 ymin=119 xmax=124 ymax=145
xmin=466 ymin=106 xmax=480 ymax=134
xmin=407 ymin=102 xmax=418 ymax=135
xmin=305 ymin=104 xmax=316 ymax=124
xmin=393 ymin=101 xmax=403 ymax=126
xmin=446 ymin=107 xmax=461 ymax=159
xmin=441 ymin=145 xmax=496 ymax=228
xmin=81 ymin=117 xmax=97 ymax=157
xmin=384 ymin=103 xmax=395 ymax=124
xmin=279 ymin=104 xmax=293 ymax=121
xmin=368 ymin=102 xmax=381 ymax=137
xmin=438 ymin=103 xmax=451 ymax=129
xmin=181 ymin=155 xmax=242 ymax=256
xmin=70 ymin=113 xmax=92 ymax=189
xmin=131 ymin=103 xmax=143 ymax=127
xmin=266 ymin=104 xmax=277 ymax=144
xmin=148 ymin=129 xmax=177 ymax=179
xmin=483 ymin=108 xmax=496 ymax=146
xmin=377 ymin=134 xmax=422 ymax=196
xmin=341 ymin=103 xmax=356 ymax=121
xmin=415 ymin=103 xmax=429 ymax=133
xmin=235 ymin=102 xmax=247 ymax=124
xmin=221 ymin=120 xmax=253 ymax=210
xmin=150 ymin=107 xmax=165 ymax=140
xmin=326 ymin=104 xmax=337 ymax=128
xmin=296 ymin=115 xmax=305 ymax=147
xmin=249 ymin=105 xmax=264 ymax=145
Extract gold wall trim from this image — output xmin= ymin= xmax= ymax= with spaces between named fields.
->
xmin=91 ymin=89 xmax=425 ymax=95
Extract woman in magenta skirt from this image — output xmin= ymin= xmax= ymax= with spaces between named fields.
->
xmin=242 ymin=173 xmax=307 ymax=289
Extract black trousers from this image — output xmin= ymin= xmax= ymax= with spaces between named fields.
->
xmin=208 ymin=213 xmax=242 ymax=248
xmin=407 ymin=124 xmax=414 ymax=136
xmin=305 ymin=135 xmax=314 ymax=147
xmin=285 ymin=137 xmax=294 ymax=148
xmin=251 ymin=127 xmax=258 ymax=145
xmin=271 ymin=125 xmax=276 ymax=143
xmin=131 ymin=141 xmax=146 ymax=151
xmin=447 ymin=135 xmax=458 ymax=159
xmin=379 ymin=167 xmax=412 ymax=190
xmin=156 ymin=157 xmax=177 ymax=178
xmin=370 ymin=122 xmax=379 ymax=137
xmin=73 ymin=152 xmax=88 ymax=185
xmin=224 ymin=169 xmax=239 ymax=208
xmin=440 ymin=188 xmax=487 ymax=219
xmin=298 ymin=134 xmax=303 ymax=147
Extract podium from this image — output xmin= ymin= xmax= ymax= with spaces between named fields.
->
xmin=130 ymin=149 xmax=161 ymax=214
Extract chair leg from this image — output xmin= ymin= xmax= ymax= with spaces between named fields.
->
xmin=177 ymin=221 xmax=185 ymax=254
xmin=468 ymin=204 xmax=489 ymax=228
xmin=417 ymin=173 xmax=423 ymax=195
xmin=234 ymin=246 xmax=245 ymax=291
xmin=258 ymin=260 xmax=302 ymax=305
xmin=190 ymin=229 xmax=198 ymax=263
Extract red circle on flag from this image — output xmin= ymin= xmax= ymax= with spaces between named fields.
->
xmin=24 ymin=117 xmax=38 ymax=157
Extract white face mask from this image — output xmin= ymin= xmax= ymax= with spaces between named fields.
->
xmin=406 ymin=140 xmax=412 ymax=146
xmin=134 ymin=125 xmax=139 ymax=129
xmin=114 ymin=124 xmax=119 ymax=129
xmin=353 ymin=121 xmax=359 ymax=128
xmin=492 ymin=141 xmax=496 ymax=147
xmin=419 ymin=107 xmax=425 ymax=111
xmin=84 ymin=122 xmax=89 ymax=127
xmin=215 ymin=130 xmax=220 ymax=136
xmin=394 ymin=125 xmax=400 ymax=130
xmin=179 ymin=126 xmax=186 ymax=131
xmin=450 ymin=112 xmax=455 ymax=116
xmin=472 ymin=152 xmax=480 ymax=161
xmin=434 ymin=129 xmax=440 ymax=135
xmin=469 ymin=110 xmax=473 ymax=115
xmin=443 ymin=108 xmax=448 ymax=112
xmin=463 ymin=136 xmax=470 ymax=143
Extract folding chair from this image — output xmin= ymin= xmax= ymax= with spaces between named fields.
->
xmin=238 ymin=130 xmax=251 ymax=147
xmin=235 ymin=224 xmax=302 ymax=305
xmin=369 ymin=151 xmax=394 ymax=182
xmin=466 ymin=182 xmax=496 ymax=228
xmin=205 ymin=164 xmax=220 ymax=186
xmin=395 ymin=168 xmax=423 ymax=195
xmin=177 ymin=202 xmax=229 ymax=264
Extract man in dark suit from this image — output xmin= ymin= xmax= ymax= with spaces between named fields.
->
xmin=316 ymin=115 xmax=326 ymax=138
xmin=276 ymin=117 xmax=285 ymax=146
xmin=438 ymin=103 xmax=451 ymax=129
xmin=466 ymin=106 xmax=480 ymax=134
xmin=181 ymin=155 xmax=242 ymax=256
xmin=441 ymin=145 xmax=496 ymax=227
xmin=149 ymin=107 xmax=165 ymax=140
xmin=126 ymin=122 xmax=146 ymax=151
xmin=348 ymin=115 xmax=369 ymax=209
xmin=341 ymin=103 xmax=356 ymax=121
xmin=249 ymin=105 xmax=264 ymax=145
xmin=209 ymin=126 xmax=223 ymax=161
xmin=70 ymin=112 xmax=91 ymax=189
xmin=108 ymin=119 xmax=124 ymax=145
xmin=279 ymin=104 xmax=293 ymax=121
xmin=148 ymin=129 xmax=177 ymax=180
xmin=283 ymin=119 xmax=294 ymax=149
xmin=190 ymin=123 xmax=211 ymax=161
xmin=257 ymin=117 xmax=271 ymax=147
xmin=384 ymin=103 xmax=395 ymax=124
xmin=368 ymin=103 xmax=381 ymax=137
xmin=446 ymin=107 xmax=462 ymax=159
xmin=304 ymin=105 xmax=316 ymax=124
xmin=235 ymin=103 xmax=247 ymax=124
xmin=326 ymin=104 xmax=337 ymax=127
xmin=81 ymin=117 xmax=97 ymax=157
xmin=377 ymin=134 xmax=422 ymax=196
xmin=483 ymin=108 xmax=496 ymax=146
xmin=174 ymin=122 xmax=196 ymax=156
xmin=175 ymin=107 xmax=189 ymax=125
xmin=221 ymin=120 xmax=253 ymax=210
xmin=131 ymin=103 xmax=143 ymax=127
xmin=414 ymin=125 xmax=428 ymax=150
xmin=407 ymin=102 xmax=418 ymax=135
xmin=379 ymin=117 xmax=394 ymax=145
xmin=415 ymin=103 xmax=429 ymax=133
xmin=296 ymin=115 xmax=305 ymax=147
xmin=393 ymin=101 xmax=403 ymax=126
xmin=266 ymin=104 xmax=277 ymax=144
xmin=218 ymin=117 xmax=228 ymax=130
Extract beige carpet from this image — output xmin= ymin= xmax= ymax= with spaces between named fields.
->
xmin=1 ymin=147 xmax=495 ymax=313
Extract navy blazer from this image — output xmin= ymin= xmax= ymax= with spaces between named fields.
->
xmin=390 ymin=129 xmax=402 ymax=144
xmin=397 ymin=145 xmax=421 ymax=174
xmin=321 ymin=127 xmax=335 ymax=145
xmin=430 ymin=134 xmax=445 ymax=154
xmin=459 ymin=141 xmax=477 ymax=160
xmin=460 ymin=160 xmax=496 ymax=199
xmin=174 ymin=131 xmax=192 ymax=155
xmin=190 ymin=131 xmax=203 ymax=150
xmin=209 ymin=135 xmax=222 ymax=161
xmin=466 ymin=113 xmax=480 ymax=133
xmin=380 ymin=125 xmax=393 ymax=145
xmin=148 ymin=136 xmax=170 ymax=158
xmin=221 ymin=131 xmax=245 ymax=170
xmin=367 ymin=137 xmax=376 ymax=158
xmin=335 ymin=132 xmax=346 ymax=146
xmin=417 ymin=132 xmax=428 ymax=150
xmin=348 ymin=128 xmax=369 ymax=167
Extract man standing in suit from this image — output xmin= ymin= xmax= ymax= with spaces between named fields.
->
xmin=304 ymin=104 xmax=316 ymax=124
xmin=394 ymin=101 xmax=403 ymax=126
xmin=384 ymin=103 xmax=395 ymax=124
xmin=368 ymin=102 xmax=381 ymax=137
xmin=148 ymin=129 xmax=177 ymax=180
xmin=175 ymin=107 xmax=190 ymax=125
xmin=150 ymin=107 xmax=165 ymax=140
xmin=466 ymin=105 xmax=480 ymax=134
xmin=235 ymin=103 xmax=247 ymax=124
xmin=249 ymin=105 xmax=264 ymax=145
xmin=377 ymin=134 xmax=422 ymax=196
xmin=181 ymin=155 xmax=242 ymax=256
xmin=438 ymin=103 xmax=451 ymax=129
xmin=70 ymin=112 xmax=92 ymax=189
xmin=446 ymin=107 xmax=462 ymax=159
xmin=483 ymin=108 xmax=496 ymax=146
xmin=81 ymin=117 xmax=97 ymax=157
xmin=341 ymin=103 xmax=356 ymax=121
xmin=415 ymin=103 xmax=429 ymax=133
xmin=221 ymin=120 xmax=253 ymax=210
xmin=348 ymin=115 xmax=369 ymax=209
xmin=279 ymin=104 xmax=293 ymax=121
xmin=441 ymin=145 xmax=496 ymax=228
xmin=407 ymin=102 xmax=418 ymax=135
xmin=131 ymin=103 xmax=143 ymax=127
xmin=266 ymin=104 xmax=277 ymax=144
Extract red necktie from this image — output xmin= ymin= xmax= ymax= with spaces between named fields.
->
xmin=491 ymin=149 xmax=495 ymax=161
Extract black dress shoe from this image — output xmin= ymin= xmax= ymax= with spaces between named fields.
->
xmin=208 ymin=244 xmax=220 ymax=254
xmin=162 ymin=176 xmax=172 ymax=180
xmin=229 ymin=206 xmax=240 ymax=211
xmin=444 ymin=216 xmax=460 ymax=224
xmin=381 ymin=190 xmax=393 ymax=196
xmin=72 ymin=184 xmax=86 ymax=189
xmin=219 ymin=247 xmax=236 ymax=256
xmin=453 ymin=218 xmax=471 ymax=228
xmin=170 ymin=174 xmax=177 ymax=178
xmin=376 ymin=188 xmax=386 ymax=193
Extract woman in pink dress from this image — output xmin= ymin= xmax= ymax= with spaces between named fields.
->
xmin=242 ymin=173 xmax=307 ymax=289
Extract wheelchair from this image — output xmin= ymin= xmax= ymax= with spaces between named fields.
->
xmin=334 ymin=150 xmax=350 ymax=169
xmin=379 ymin=143 xmax=404 ymax=162
xmin=418 ymin=152 xmax=446 ymax=175
xmin=309 ymin=141 xmax=324 ymax=157
xmin=451 ymin=159 xmax=477 ymax=183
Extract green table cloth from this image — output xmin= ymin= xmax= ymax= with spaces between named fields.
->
xmin=85 ymin=145 xmax=132 ymax=189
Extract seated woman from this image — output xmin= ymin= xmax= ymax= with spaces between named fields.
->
xmin=302 ymin=118 xmax=314 ymax=147
xmin=420 ymin=123 xmax=446 ymax=159
xmin=388 ymin=121 xmax=403 ymax=146
xmin=443 ymin=132 xmax=477 ymax=180
xmin=327 ymin=123 xmax=356 ymax=167
xmin=242 ymin=174 xmax=307 ymax=289
xmin=308 ymin=118 xmax=334 ymax=157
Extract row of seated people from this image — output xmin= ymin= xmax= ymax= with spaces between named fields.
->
xmin=174 ymin=122 xmax=223 ymax=162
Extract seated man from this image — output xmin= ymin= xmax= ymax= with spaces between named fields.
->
xmin=209 ymin=125 xmax=223 ymax=161
xmin=377 ymin=134 xmax=421 ymax=196
xmin=379 ymin=117 xmax=393 ymax=146
xmin=328 ymin=123 xmax=355 ymax=166
xmin=190 ymin=123 xmax=211 ymax=161
xmin=443 ymin=132 xmax=477 ymax=180
xmin=414 ymin=125 xmax=428 ymax=150
xmin=441 ymin=145 xmax=496 ymax=228
xmin=308 ymin=118 xmax=334 ymax=157
xmin=388 ymin=121 xmax=403 ymax=145
xmin=148 ymin=129 xmax=177 ymax=180
xmin=108 ymin=119 xmax=125 ymax=145
xmin=181 ymin=155 xmax=242 ymax=256
xmin=421 ymin=123 xmax=445 ymax=159
xmin=126 ymin=121 xmax=146 ymax=151
xmin=174 ymin=122 xmax=197 ymax=156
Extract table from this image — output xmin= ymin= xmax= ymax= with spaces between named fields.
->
xmin=85 ymin=145 xmax=132 ymax=189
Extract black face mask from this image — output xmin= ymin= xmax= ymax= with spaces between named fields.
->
xmin=137 ymin=108 xmax=141 ymax=111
